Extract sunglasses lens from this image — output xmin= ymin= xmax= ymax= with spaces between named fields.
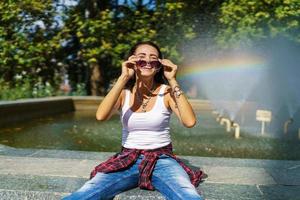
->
xmin=150 ymin=61 xmax=161 ymax=69
xmin=136 ymin=60 xmax=161 ymax=69
xmin=136 ymin=60 xmax=147 ymax=68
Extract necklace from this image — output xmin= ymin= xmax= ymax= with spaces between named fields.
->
xmin=135 ymin=84 xmax=156 ymax=112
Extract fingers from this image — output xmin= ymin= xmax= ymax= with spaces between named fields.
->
xmin=122 ymin=56 xmax=135 ymax=68
xmin=123 ymin=60 xmax=134 ymax=66
xmin=128 ymin=55 xmax=139 ymax=62
xmin=159 ymin=59 xmax=177 ymax=71
xmin=159 ymin=58 xmax=173 ymax=66
xmin=123 ymin=55 xmax=139 ymax=68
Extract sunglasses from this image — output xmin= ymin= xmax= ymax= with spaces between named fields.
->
xmin=136 ymin=60 xmax=161 ymax=69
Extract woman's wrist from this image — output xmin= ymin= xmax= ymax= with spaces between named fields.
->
xmin=168 ymin=78 xmax=178 ymax=88
xmin=118 ymin=74 xmax=130 ymax=82
xmin=116 ymin=74 xmax=130 ymax=87
xmin=168 ymin=78 xmax=180 ymax=92
xmin=168 ymin=78 xmax=184 ymax=98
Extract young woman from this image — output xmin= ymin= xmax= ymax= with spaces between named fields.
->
xmin=62 ymin=41 xmax=205 ymax=200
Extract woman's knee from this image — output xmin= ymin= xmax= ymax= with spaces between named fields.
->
xmin=152 ymin=157 xmax=203 ymax=199
xmin=152 ymin=175 xmax=203 ymax=200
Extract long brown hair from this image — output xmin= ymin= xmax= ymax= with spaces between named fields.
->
xmin=124 ymin=41 xmax=168 ymax=90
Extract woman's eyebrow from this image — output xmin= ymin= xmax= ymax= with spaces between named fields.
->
xmin=150 ymin=54 xmax=158 ymax=57
xmin=136 ymin=53 xmax=158 ymax=57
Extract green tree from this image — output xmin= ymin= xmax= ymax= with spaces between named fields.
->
xmin=59 ymin=0 xmax=197 ymax=95
xmin=173 ymin=0 xmax=225 ymax=60
xmin=0 ymin=0 xmax=62 ymax=86
xmin=216 ymin=0 xmax=300 ymax=48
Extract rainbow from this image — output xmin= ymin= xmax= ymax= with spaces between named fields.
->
xmin=178 ymin=54 xmax=269 ymax=80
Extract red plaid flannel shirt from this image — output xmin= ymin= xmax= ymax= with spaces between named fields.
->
xmin=90 ymin=143 xmax=204 ymax=190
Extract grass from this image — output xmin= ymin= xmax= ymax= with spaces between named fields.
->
xmin=172 ymin=132 xmax=300 ymax=160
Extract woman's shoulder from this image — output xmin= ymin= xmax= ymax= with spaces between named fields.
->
xmin=161 ymin=84 xmax=172 ymax=94
xmin=161 ymin=84 xmax=173 ymax=109
xmin=161 ymin=84 xmax=173 ymax=102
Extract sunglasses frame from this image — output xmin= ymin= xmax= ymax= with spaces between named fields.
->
xmin=136 ymin=59 xmax=162 ymax=69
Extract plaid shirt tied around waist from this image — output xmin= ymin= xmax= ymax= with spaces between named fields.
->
xmin=90 ymin=143 xmax=204 ymax=190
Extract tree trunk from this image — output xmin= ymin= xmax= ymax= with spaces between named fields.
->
xmin=89 ymin=61 xmax=104 ymax=96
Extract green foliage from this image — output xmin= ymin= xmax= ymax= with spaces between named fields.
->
xmin=0 ymin=76 xmax=55 ymax=100
xmin=0 ymin=76 xmax=87 ymax=100
xmin=0 ymin=0 xmax=62 ymax=89
xmin=60 ymin=1 xmax=197 ymax=80
xmin=155 ymin=2 xmax=196 ymax=62
xmin=71 ymin=83 xmax=87 ymax=96
xmin=217 ymin=0 xmax=300 ymax=48
xmin=2 ymin=0 xmax=300 ymax=100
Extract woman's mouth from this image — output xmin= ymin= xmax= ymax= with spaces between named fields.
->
xmin=140 ymin=66 xmax=153 ymax=69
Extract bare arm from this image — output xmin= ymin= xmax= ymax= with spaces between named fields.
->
xmin=168 ymin=79 xmax=196 ymax=128
xmin=96 ymin=75 xmax=128 ymax=121
xmin=160 ymin=58 xmax=196 ymax=128
xmin=96 ymin=55 xmax=137 ymax=121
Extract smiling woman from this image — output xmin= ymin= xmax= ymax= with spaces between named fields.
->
xmin=62 ymin=41 xmax=206 ymax=200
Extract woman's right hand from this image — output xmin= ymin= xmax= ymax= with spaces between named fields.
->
xmin=121 ymin=55 xmax=137 ymax=79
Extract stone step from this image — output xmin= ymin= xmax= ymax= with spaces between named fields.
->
xmin=1 ymin=172 xmax=300 ymax=199
xmin=0 ymin=174 xmax=165 ymax=199
xmin=0 ymin=155 xmax=279 ymax=186
xmin=0 ymin=174 xmax=85 ymax=194
xmin=0 ymin=189 xmax=165 ymax=200
xmin=0 ymin=189 xmax=65 ymax=200
xmin=1 ymin=145 xmax=300 ymax=199
xmin=3 ymin=181 xmax=300 ymax=200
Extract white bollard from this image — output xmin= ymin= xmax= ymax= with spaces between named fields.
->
xmin=220 ymin=118 xmax=231 ymax=132
xmin=283 ymin=118 xmax=293 ymax=134
xmin=232 ymin=122 xmax=240 ymax=139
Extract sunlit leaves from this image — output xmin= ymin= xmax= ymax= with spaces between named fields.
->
xmin=217 ymin=0 xmax=300 ymax=48
xmin=0 ymin=0 xmax=60 ymax=85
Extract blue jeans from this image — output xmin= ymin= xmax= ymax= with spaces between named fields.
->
xmin=62 ymin=154 xmax=203 ymax=200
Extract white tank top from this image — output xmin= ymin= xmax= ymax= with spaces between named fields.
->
xmin=121 ymin=84 xmax=172 ymax=149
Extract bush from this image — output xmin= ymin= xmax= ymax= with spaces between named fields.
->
xmin=0 ymin=76 xmax=87 ymax=100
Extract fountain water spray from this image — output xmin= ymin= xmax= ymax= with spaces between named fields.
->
xmin=216 ymin=114 xmax=222 ymax=122
xmin=180 ymin=38 xmax=300 ymax=139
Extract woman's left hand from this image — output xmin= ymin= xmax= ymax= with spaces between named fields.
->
xmin=159 ymin=59 xmax=177 ymax=81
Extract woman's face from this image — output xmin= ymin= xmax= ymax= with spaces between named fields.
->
xmin=134 ymin=44 xmax=160 ymax=78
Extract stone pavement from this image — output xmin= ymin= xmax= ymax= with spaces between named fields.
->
xmin=0 ymin=144 xmax=300 ymax=200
